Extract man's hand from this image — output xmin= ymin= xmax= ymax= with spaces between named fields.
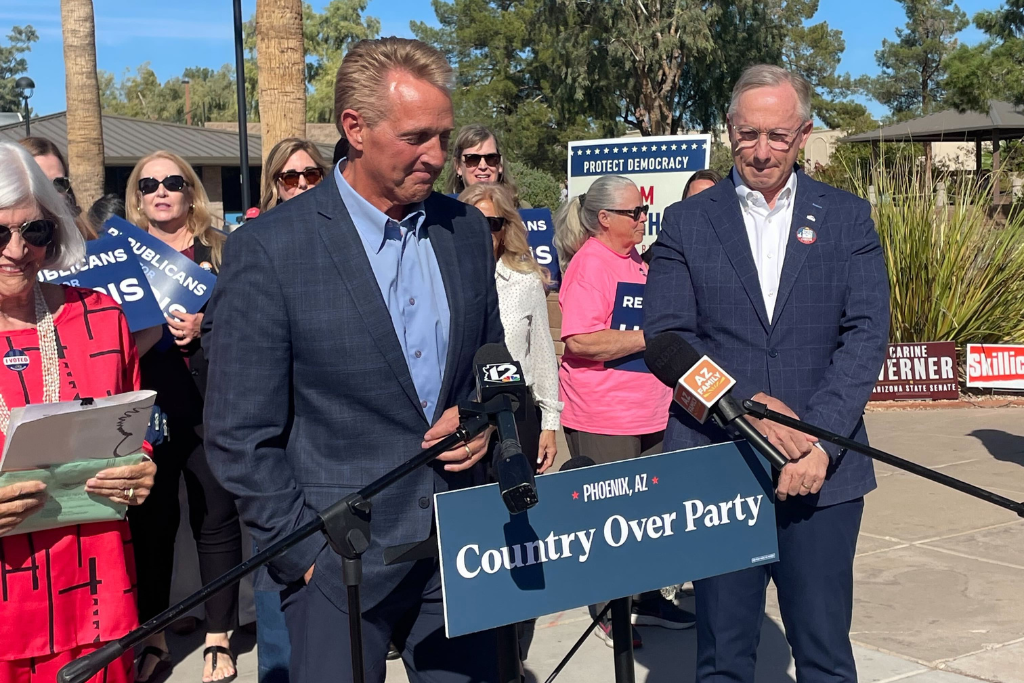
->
xmin=745 ymin=392 xmax=818 ymax=460
xmin=776 ymin=447 xmax=829 ymax=501
xmin=422 ymin=406 xmax=495 ymax=472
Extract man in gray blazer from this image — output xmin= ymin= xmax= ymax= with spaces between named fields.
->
xmin=203 ymin=38 xmax=503 ymax=683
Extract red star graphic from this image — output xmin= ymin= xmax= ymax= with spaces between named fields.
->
xmin=652 ymin=476 xmax=659 ymax=484
xmin=572 ymin=491 xmax=579 ymax=500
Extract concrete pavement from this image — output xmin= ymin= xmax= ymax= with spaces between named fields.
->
xmin=159 ymin=407 xmax=1024 ymax=682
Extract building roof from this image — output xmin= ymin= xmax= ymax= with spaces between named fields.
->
xmin=844 ymin=100 xmax=1024 ymax=144
xmin=205 ymin=121 xmax=341 ymax=146
xmin=0 ymin=111 xmax=334 ymax=166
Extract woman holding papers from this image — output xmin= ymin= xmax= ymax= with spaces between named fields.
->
xmin=0 ymin=142 xmax=156 ymax=682
xmin=125 ymin=151 xmax=243 ymax=683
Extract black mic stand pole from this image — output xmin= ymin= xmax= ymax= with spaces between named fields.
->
xmin=742 ymin=400 xmax=1024 ymax=518
xmin=58 ymin=397 xmax=517 ymax=683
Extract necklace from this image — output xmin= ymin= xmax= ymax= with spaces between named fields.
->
xmin=0 ymin=282 xmax=61 ymax=434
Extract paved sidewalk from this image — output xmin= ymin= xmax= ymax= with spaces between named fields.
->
xmin=159 ymin=407 xmax=1024 ymax=682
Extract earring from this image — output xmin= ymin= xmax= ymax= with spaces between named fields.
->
xmin=189 ymin=202 xmax=195 ymax=213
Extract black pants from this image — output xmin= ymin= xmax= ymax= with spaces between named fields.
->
xmin=128 ymin=428 xmax=242 ymax=632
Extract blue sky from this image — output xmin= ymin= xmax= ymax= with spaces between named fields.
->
xmin=5 ymin=0 xmax=999 ymax=121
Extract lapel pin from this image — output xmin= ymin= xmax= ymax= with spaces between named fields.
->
xmin=806 ymin=215 xmax=816 ymax=222
xmin=796 ymin=227 xmax=817 ymax=245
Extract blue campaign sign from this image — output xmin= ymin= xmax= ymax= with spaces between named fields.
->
xmin=38 ymin=237 xmax=166 ymax=332
xmin=519 ymin=208 xmax=561 ymax=290
xmin=606 ymin=282 xmax=647 ymax=372
xmin=436 ymin=441 xmax=778 ymax=637
xmin=103 ymin=217 xmax=216 ymax=316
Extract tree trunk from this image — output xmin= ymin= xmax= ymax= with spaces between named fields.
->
xmin=256 ymin=0 xmax=306 ymax=164
xmin=924 ymin=142 xmax=933 ymax=194
xmin=61 ymin=0 xmax=105 ymax=209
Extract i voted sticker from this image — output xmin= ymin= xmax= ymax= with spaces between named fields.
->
xmin=3 ymin=349 xmax=30 ymax=372
xmin=796 ymin=226 xmax=817 ymax=245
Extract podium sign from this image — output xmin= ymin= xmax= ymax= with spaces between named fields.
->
xmin=436 ymin=441 xmax=778 ymax=637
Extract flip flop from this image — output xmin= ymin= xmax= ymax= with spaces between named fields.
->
xmin=135 ymin=646 xmax=171 ymax=683
xmin=202 ymin=645 xmax=239 ymax=683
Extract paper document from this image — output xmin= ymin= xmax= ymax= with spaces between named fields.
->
xmin=1 ymin=390 xmax=157 ymax=471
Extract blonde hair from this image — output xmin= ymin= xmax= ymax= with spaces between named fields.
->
xmin=259 ymin=137 xmax=330 ymax=213
xmin=458 ymin=182 xmax=550 ymax=287
xmin=126 ymin=150 xmax=224 ymax=268
xmin=445 ymin=124 xmax=519 ymax=202
xmin=553 ymin=175 xmax=636 ymax=271
xmin=334 ymin=37 xmax=453 ymax=135
xmin=0 ymin=142 xmax=85 ymax=270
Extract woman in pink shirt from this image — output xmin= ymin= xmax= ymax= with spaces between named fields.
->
xmin=552 ymin=175 xmax=692 ymax=643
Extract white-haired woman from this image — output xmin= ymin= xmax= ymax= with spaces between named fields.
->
xmin=0 ymin=142 xmax=156 ymax=682
xmin=553 ymin=175 xmax=692 ymax=645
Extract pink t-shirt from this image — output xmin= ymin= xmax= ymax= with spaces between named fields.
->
xmin=558 ymin=237 xmax=672 ymax=435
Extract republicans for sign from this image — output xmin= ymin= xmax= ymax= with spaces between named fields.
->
xmin=606 ymin=282 xmax=647 ymax=372
xmin=967 ymin=343 xmax=1024 ymax=390
xmin=871 ymin=342 xmax=958 ymax=401
xmin=567 ymin=135 xmax=711 ymax=253
xmin=435 ymin=441 xmax=777 ymax=637
xmin=518 ymin=208 xmax=561 ymax=289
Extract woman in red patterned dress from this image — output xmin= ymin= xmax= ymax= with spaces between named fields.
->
xmin=0 ymin=141 xmax=157 ymax=682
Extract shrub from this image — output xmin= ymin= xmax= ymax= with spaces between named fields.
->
xmin=507 ymin=161 xmax=561 ymax=210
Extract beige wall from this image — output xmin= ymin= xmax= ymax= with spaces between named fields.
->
xmin=202 ymin=165 xmax=225 ymax=227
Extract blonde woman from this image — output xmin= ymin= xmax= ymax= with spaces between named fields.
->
xmin=258 ymin=137 xmax=329 ymax=213
xmin=125 ymin=151 xmax=241 ymax=682
xmin=458 ymin=182 xmax=561 ymax=472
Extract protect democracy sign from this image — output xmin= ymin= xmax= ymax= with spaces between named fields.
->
xmin=966 ymin=343 xmax=1024 ymax=389
xmin=103 ymin=217 xmax=216 ymax=316
xmin=567 ymin=135 xmax=712 ymax=255
xmin=871 ymin=342 xmax=958 ymax=401
xmin=38 ymin=236 xmax=166 ymax=332
xmin=519 ymin=208 xmax=561 ymax=289
xmin=606 ymin=282 xmax=647 ymax=372
xmin=435 ymin=441 xmax=777 ymax=637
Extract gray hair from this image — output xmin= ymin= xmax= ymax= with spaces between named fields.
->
xmin=0 ymin=142 xmax=86 ymax=270
xmin=727 ymin=64 xmax=813 ymax=122
xmin=553 ymin=175 xmax=636 ymax=271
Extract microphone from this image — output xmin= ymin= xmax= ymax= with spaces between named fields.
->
xmin=560 ymin=456 xmax=596 ymax=472
xmin=644 ymin=333 xmax=788 ymax=471
xmin=474 ymin=344 xmax=539 ymax=514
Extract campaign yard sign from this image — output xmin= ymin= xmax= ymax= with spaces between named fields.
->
xmin=871 ymin=342 xmax=958 ymax=401
xmin=606 ymin=282 xmax=647 ymax=372
xmin=38 ymin=237 xmax=166 ymax=332
xmin=103 ymin=217 xmax=216 ymax=316
xmin=966 ymin=343 xmax=1024 ymax=390
xmin=435 ymin=441 xmax=778 ymax=637
xmin=518 ymin=208 xmax=561 ymax=289
xmin=567 ymin=135 xmax=712 ymax=255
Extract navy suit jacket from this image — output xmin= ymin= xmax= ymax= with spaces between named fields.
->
xmin=202 ymin=172 xmax=503 ymax=611
xmin=644 ymin=168 xmax=890 ymax=507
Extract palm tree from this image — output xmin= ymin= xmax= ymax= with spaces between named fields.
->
xmin=256 ymin=0 xmax=306 ymax=163
xmin=61 ymin=0 xmax=105 ymax=209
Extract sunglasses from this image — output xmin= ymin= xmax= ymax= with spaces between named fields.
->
xmin=275 ymin=167 xmax=324 ymax=189
xmin=52 ymin=177 xmax=72 ymax=194
xmin=605 ymin=205 xmax=649 ymax=221
xmin=0 ymin=219 xmax=56 ymax=250
xmin=486 ymin=216 xmax=506 ymax=232
xmin=462 ymin=153 xmax=501 ymax=169
xmin=138 ymin=175 xmax=188 ymax=195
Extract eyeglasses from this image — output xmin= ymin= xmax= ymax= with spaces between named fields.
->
xmin=730 ymin=124 xmax=807 ymax=151
xmin=0 ymin=219 xmax=56 ymax=250
xmin=604 ymin=205 xmax=649 ymax=221
xmin=486 ymin=216 xmax=506 ymax=232
xmin=462 ymin=153 xmax=501 ymax=169
xmin=275 ymin=167 xmax=324 ymax=189
xmin=138 ymin=175 xmax=188 ymax=195
xmin=52 ymin=177 xmax=71 ymax=194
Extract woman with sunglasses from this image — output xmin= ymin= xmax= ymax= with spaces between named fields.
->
xmin=125 ymin=151 xmax=242 ymax=683
xmin=445 ymin=125 xmax=530 ymax=206
xmin=0 ymin=142 xmax=157 ymax=682
xmin=552 ymin=175 xmax=692 ymax=645
xmin=258 ymin=137 xmax=329 ymax=214
xmin=18 ymin=137 xmax=98 ymax=240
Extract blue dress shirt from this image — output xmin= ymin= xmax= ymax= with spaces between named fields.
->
xmin=335 ymin=161 xmax=450 ymax=421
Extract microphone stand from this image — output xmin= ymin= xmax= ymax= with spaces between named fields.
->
xmin=58 ymin=397 xmax=518 ymax=683
xmin=742 ymin=400 xmax=1024 ymax=518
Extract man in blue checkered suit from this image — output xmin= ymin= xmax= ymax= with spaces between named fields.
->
xmin=644 ymin=65 xmax=890 ymax=683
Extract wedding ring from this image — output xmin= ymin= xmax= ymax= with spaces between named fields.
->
xmin=464 ymin=444 xmax=472 ymax=458
xmin=801 ymin=483 xmax=812 ymax=489
xmin=123 ymin=487 xmax=135 ymax=501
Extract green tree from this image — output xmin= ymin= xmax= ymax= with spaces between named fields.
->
xmin=0 ymin=26 xmax=38 ymax=113
xmin=944 ymin=0 xmax=1024 ymax=111
xmin=100 ymin=63 xmax=241 ymax=125
xmin=304 ymin=0 xmax=381 ymax=122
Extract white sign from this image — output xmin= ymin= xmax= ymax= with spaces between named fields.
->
xmin=966 ymin=343 xmax=1024 ymax=390
xmin=567 ymin=135 xmax=712 ymax=253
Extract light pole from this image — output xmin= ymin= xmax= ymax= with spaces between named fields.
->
xmin=183 ymin=77 xmax=192 ymax=126
xmin=15 ymin=76 xmax=34 ymax=137
xmin=232 ymin=0 xmax=251 ymax=211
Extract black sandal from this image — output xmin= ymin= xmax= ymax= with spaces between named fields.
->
xmin=202 ymin=645 xmax=238 ymax=683
xmin=135 ymin=646 xmax=171 ymax=683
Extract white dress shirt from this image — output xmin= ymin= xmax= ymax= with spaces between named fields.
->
xmin=733 ymin=170 xmax=798 ymax=324
xmin=495 ymin=259 xmax=564 ymax=431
